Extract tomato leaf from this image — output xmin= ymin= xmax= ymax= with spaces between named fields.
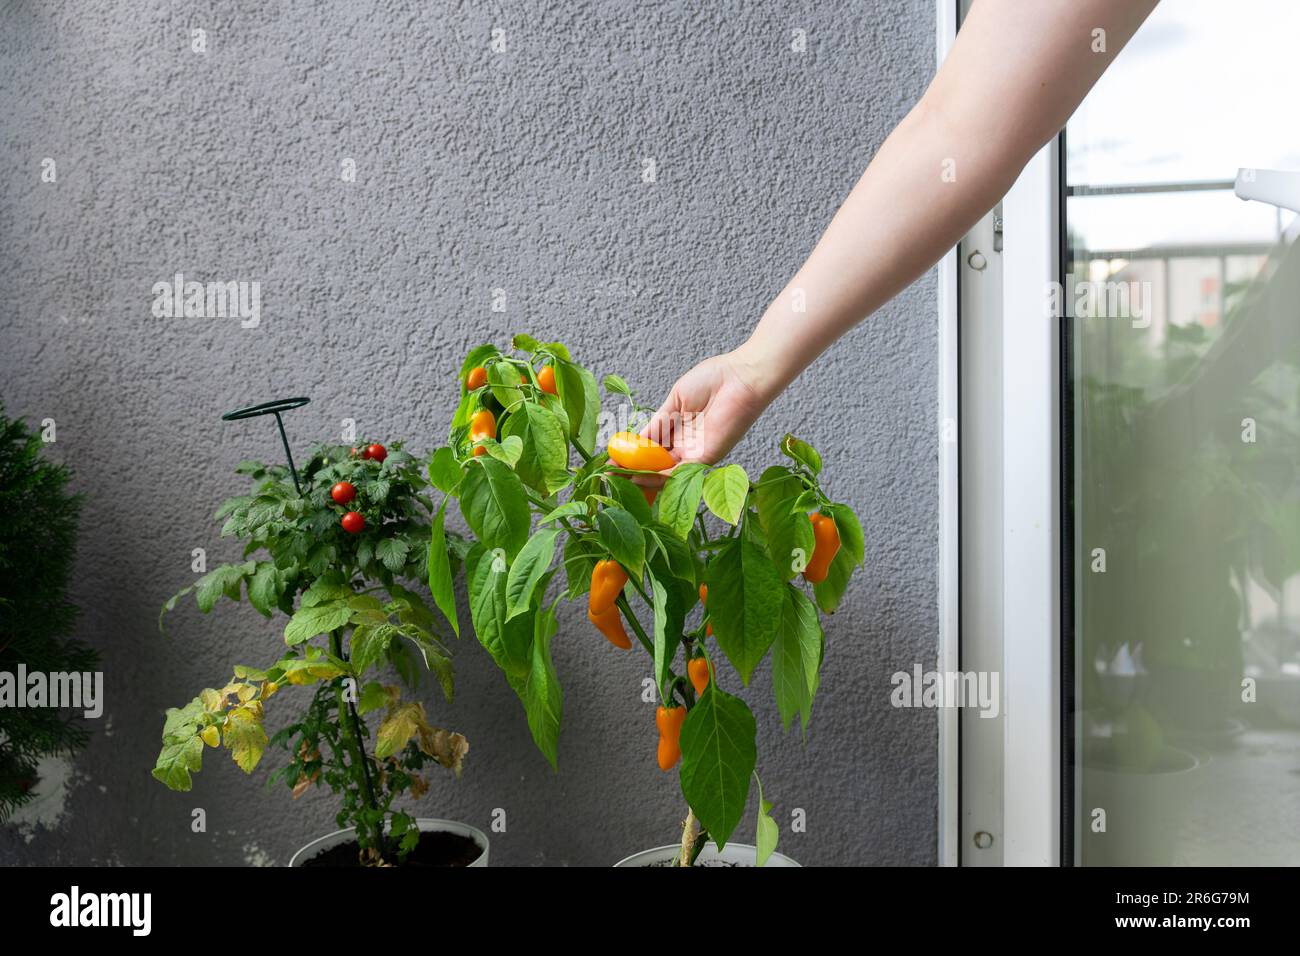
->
xmin=246 ymin=562 xmax=281 ymax=618
xmin=702 ymin=464 xmax=749 ymax=526
xmin=679 ymin=686 xmax=756 ymax=850
xmin=375 ymin=538 xmax=410 ymax=573
xmin=284 ymin=600 xmax=353 ymax=646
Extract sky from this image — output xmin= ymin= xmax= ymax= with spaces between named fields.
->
xmin=1067 ymin=0 xmax=1300 ymax=251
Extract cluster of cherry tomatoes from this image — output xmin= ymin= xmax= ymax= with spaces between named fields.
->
xmin=331 ymin=443 xmax=387 ymax=534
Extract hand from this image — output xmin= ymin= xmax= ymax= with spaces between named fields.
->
xmin=644 ymin=349 xmax=773 ymax=469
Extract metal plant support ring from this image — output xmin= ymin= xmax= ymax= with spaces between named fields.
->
xmin=221 ymin=397 xmax=311 ymax=495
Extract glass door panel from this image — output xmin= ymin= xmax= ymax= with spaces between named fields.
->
xmin=1066 ymin=0 xmax=1300 ymax=865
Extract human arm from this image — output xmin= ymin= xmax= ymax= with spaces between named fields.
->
xmin=648 ymin=0 xmax=1159 ymax=465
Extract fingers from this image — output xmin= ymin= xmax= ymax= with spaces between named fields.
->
xmin=642 ymin=389 xmax=679 ymax=451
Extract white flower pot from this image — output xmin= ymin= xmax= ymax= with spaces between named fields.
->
xmin=614 ymin=843 xmax=801 ymax=868
xmin=1079 ymin=741 xmax=1201 ymax=866
xmin=288 ymin=817 xmax=489 ymax=867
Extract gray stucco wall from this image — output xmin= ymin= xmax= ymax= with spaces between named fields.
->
xmin=0 ymin=0 xmax=937 ymax=865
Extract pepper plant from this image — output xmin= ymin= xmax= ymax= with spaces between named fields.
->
xmin=428 ymin=335 xmax=864 ymax=865
xmin=152 ymin=441 xmax=470 ymax=865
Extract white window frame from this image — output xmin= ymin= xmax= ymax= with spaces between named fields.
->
xmin=937 ymin=0 xmax=1063 ymax=867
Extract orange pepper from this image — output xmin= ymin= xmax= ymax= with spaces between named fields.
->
xmin=656 ymin=705 xmax=686 ymax=771
xmin=802 ymin=512 xmax=841 ymax=584
xmin=466 ymin=366 xmax=488 ymax=390
xmin=588 ymin=604 xmax=631 ymax=649
xmin=537 ymin=365 xmax=558 ymax=395
xmin=469 ymin=409 xmax=496 ymax=442
xmin=688 ymin=657 xmax=710 ymax=697
xmin=588 ymin=559 xmax=628 ymax=615
xmin=607 ymin=432 xmax=675 ymax=472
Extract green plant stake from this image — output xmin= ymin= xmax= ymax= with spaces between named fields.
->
xmin=221 ymin=397 xmax=310 ymax=495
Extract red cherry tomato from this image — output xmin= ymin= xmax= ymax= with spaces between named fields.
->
xmin=330 ymin=481 xmax=356 ymax=505
xmin=365 ymin=443 xmax=387 ymax=463
xmin=341 ymin=511 xmax=365 ymax=534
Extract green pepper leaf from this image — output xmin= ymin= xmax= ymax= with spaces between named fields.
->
xmin=779 ymin=433 xmax=822 ymax=475
xmin=648 ymin=570 xmax=678 ymax=700
xmin=428 ymin=446 xmax=463 ymax=494
xmin=488 ymin=361 xmax=526 ymax=410
xmin=706 ymin=530 xmax=782 ymax=685
xmin=596 ymin=506 xmax=645 ymax=578
xmin=466 ymin=544 xmax=533 ymax=677
xmin=702 ymin=464 xmax=749 ymax=526
xmin=771 ymin=583 xmax=824 ymax=733
xmin=426 ymin=497 xmax=460 ymax=637
xmin=657 ymin=462 xmax=708 ymax=540
xmin=507 ymin=601 xmax=564 ymax=769
xmin=679 ymin=686 xmax=756 ymax=850
xmin=811 ymin=506 xmax=865 ymax=613
xmin=755 ymin=466 xmax=815 ymax=580
xmin=459 ymin=457 xmax=531 ymax=560
xmin=501 ymin=402 xmax=569 ymax=495
xmin=607 ymin=474 xmax=654 ymax=525
xmin=506 ymin=527 xmax=560 ymax=620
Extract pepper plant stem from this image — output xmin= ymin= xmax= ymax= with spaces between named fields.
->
xmin=615 ymin=594 xmax=655 ymax=656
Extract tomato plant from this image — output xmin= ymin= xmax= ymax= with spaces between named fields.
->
xmin=153 ymin=440 xmax=469 ymax=865
xmin=429 ymin=335 xmax=864 ymax=866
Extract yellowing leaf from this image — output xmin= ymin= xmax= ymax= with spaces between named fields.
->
xmin=419 ymin=726 xmax=469 ymax=777
xmin=200 ymin=725 xmax=220 ymax=748
xmin=223 ymin=705 xmax=268 ymax=773
xmin=375 ymin=702 xmax=426 ymax=760
xmin=374 ymin=702 xmax=469 ymax=775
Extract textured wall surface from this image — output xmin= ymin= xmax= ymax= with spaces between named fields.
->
xmin=0 ymin=0 xmax=938 ymax=866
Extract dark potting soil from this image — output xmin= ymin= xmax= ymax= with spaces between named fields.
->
xmin=299 ymin=830 xmax=482 ymax=867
